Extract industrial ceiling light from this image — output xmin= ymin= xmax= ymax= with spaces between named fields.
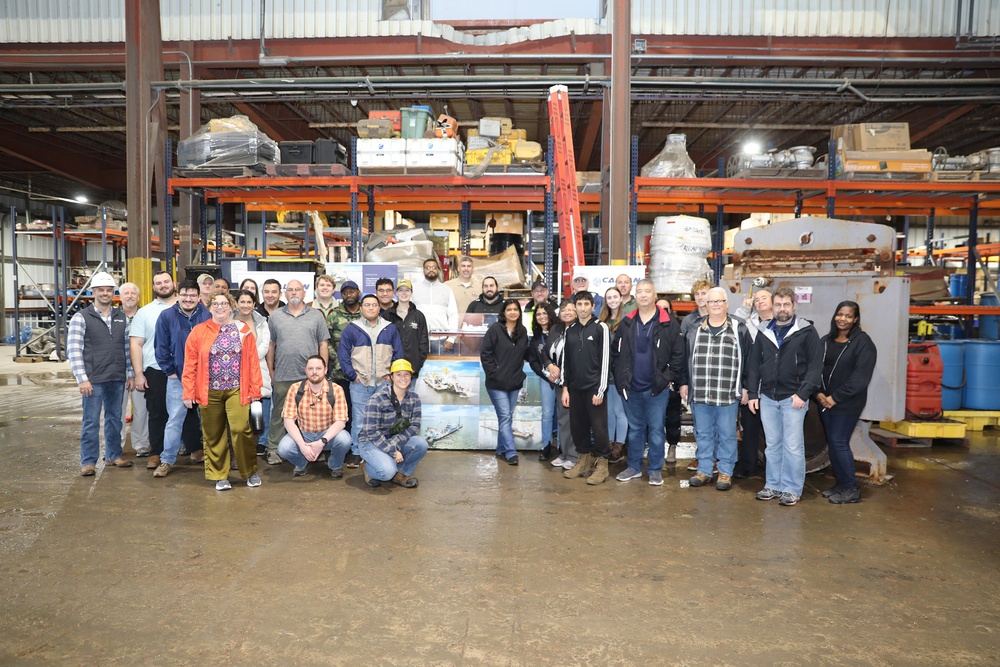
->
xmin=74 ymin=194 xmax=89 ymax=203
xmin=742 ymin=141 xmax=762 ymax=155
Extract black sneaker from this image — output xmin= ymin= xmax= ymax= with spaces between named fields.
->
xmin=344 ymin=452 xmax=361 ymax=469
xmin=822 ymin=484 xmax=845 ymax=499
xmin=829 ymin=487 xmax=861 ymax=504
xmin=507 ymin=455 xmax=519 ymax=466
xmin=256 ymin=444 xmax=266 ymax=457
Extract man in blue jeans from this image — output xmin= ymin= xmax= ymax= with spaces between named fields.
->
xmin=338 ymin=293 xmax=403 ymax=463
xmin=679 ymin=287 xmax=752 ymax=493
xmin=277 ymin=355 xmax=353 ymax=478
xmin=746 ymin=286 xmax=823 ymax=507
xmin=612 ymin=279 xmax=685 ymax=486
xmin=152 ymin=279 xmax=209 ymax=478
xmin=67 ymin=271 xmax=134 ymax=476
xmin=358 ymin=359 xmax=428 ymax=488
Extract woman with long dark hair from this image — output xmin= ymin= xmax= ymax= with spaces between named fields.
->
xmin=238 ymin=278 xmax=260 ymax=306
xmin=529 ymin=301 xmax=559 ymax=461
xmin=480 ymin=298 xmax=530 ymax=465
xmin=539 ymin=299 xmax=579 ymax=470
xmin=815 ymin=300 xmax=876 ymax=504
xmin=599 ymin=286 xmax=628 ymax=462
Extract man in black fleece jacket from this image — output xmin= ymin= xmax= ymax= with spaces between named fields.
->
xmin=560 ymin=291 xmax=612 ymax=484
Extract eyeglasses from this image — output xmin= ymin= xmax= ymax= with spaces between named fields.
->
xmin=706 ymin=300 xmax=726 ymax=306
xmin=210 ymin=302 xmax=230 ymax=308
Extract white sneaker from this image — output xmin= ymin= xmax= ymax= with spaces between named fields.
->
xmin=215 ymin=479 xmax=232 ymax=491
xmin=550 ymin=457 xmax=565 ymax=467
xmin=561 ymin=459 xmax=576 ymax=470
xmin=246 ymin=472 xmax=261 ymax=488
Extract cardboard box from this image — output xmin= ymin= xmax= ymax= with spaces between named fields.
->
xmin=486 ymin=212 xmax=524 ymax=235
xmin=853 ymin=123 xmax=910 ymax=151
xmin=837 ymin=149 xmax=931 ymax=174
xmin=429 ymin=213 xmax=460 ymax=231
xmin=831 ymin=123 xmax=910 ymax=152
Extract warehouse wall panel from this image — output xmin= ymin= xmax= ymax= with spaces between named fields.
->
xmin=0 ymin=0 xmax=993 ymax=44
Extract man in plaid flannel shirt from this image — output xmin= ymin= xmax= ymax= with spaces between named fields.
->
xmin=277 ymin=355 xmax=352 ymax=479
xmin=679 ymin=287 xmax=752 ymax=492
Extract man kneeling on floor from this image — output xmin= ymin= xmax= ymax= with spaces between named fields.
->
xmin=358 ymin=359 xmax=428 ymax=488
xmin=277 ymin=355 xmax=353 ymax=478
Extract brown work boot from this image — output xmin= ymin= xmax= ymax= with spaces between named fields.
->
xmin=563 ymin=453 xmax=594 ymax=479
xmin=609 ymin=441 xmax=626 ymax=464
xmin=586 ymin=457 xmax=610 ymax=485
xmin=146 ymin=455 xmax=161 ymax=470
xmin=716 ymin=473 xmax=732 ymax=491
xmin=152 ymin=462 xmax=172 ymax=478
xmin=361 ymin=461 xmax=381 ymax=487
xmin=189 ymin=450 xmax=205 ymax=463
xmin=109 ymin=457 xmax=133 ymax=468
xmin=689 ymin=472 xmax=713 ymax=487
xmin=391 ymin=471 xmax=419 ymax=488
xmin=80 ymin=464 xmax=96 ymax=476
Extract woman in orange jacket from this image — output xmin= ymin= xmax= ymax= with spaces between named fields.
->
xmin=182 ymin=289 xmax=264 ymax=491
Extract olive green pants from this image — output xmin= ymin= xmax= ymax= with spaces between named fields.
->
xmin=200 ymin=389 xmax=258 ymax=481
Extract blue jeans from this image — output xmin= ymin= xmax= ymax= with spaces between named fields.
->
xmin=257 ymin=396 xmax=272 ymax=446
xmin=487 ymin=387 xmax=520 ymax=459
xmin=539 ymin=381 xmax=557 ymax=444
xmin=277 ymin=429 xmax=352 ymax=471
xmin=349 ymin=381 xmax=383 ymax=454
xmin=606 ymin=382 xmax=628 ymax=442
xmin=760 ymin=395 xmax=808 ymax=495
xmin=359 ymin=436 xmax=429 ymax=481
xmin=162 ymin=376 xmax=193 ymax=465
xmin=622 ymin=388 xmax=670 ymax=472
xmin=80 ymin=380 xmax=125 ymax=466
xmin=820 ymin=409 xmax=860 ymax=489
xmin=690 ymin=401 xmax=739 ymax=477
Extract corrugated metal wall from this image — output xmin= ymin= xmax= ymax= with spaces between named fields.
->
xmin=631 ymin=0 xmax=992 ymax=38
xmin=2 ymin=0 xmax=995 ymax=43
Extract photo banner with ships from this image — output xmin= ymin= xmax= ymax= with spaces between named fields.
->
xmin=416 ymin=359 xmax=543 ymax=451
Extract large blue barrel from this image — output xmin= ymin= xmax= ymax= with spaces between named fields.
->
xmin=936 ymin=323 xmax=965 ymax=340
xmin=937 ymin=341 xmax=965 ymax=411
xmin=962 ymin=341 xmax=1000 ymax=410
xmin=950 ymin=273 xmax=968 ymax=298
xmin=979 ymin=293 xmax=999 ymax=341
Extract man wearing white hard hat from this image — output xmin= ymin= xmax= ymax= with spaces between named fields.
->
xmin=357 ymin=358 xmax=428 ymax=489
xmin=67 ymin=271 xmax=135 ymax=475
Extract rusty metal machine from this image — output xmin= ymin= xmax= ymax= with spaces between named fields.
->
xmin=723 ymin=217 xmax=909 ymax=484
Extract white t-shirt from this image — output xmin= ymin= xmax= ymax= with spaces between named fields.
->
xmin=129 ymin=300 xmax=171 ymax=370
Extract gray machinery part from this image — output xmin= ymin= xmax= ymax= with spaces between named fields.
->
xmin=723 ymin=217 xmax=909 ymax=485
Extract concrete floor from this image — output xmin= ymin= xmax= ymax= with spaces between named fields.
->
xmin=0 ymin=351 xmax=998 ymax=666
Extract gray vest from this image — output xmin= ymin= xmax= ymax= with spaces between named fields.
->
xmin=82 ymin=305 xmax=128 ymax=383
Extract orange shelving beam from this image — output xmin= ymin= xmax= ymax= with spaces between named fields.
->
xmin=547 ymin=85 xmax=586 ymax=291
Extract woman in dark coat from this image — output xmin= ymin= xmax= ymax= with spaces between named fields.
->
xmin=815 ymin=300 xmax=877 ymax=505
xmin=480 ymin=299 xmax=530 ymax=465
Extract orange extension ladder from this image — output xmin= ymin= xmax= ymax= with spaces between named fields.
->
xmin=547 ymin=85 xmax=586 ymax=292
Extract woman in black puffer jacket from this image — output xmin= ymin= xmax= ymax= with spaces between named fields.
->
xmin=481 ymin=299 xmax=530 ymax=465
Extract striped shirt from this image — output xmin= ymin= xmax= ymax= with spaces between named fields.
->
xmin=282 ymin=380 xmax=349 ymax=434
xmin=690 ymin=318 xmax=741 ymax=406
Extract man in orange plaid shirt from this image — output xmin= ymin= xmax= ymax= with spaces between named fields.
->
xmin=277 ymin=355 xmax=352 ymax=478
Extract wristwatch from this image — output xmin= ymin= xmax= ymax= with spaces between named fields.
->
xmin=320 ymin=436 xmax=328 ymax=444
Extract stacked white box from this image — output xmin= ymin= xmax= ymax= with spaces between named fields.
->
xmin=356 ymin=138 xmax=406 ymax=169
xmin=405 ymin=138 xmax=464 ymax=172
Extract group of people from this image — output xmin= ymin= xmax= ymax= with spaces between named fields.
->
xmin=69 ymin=270 xmax=428 ymax=491
xmin=480 ymin=274 xmax=877 ymax=506
xmin=69 ymin=259 xmax=877 ymax=505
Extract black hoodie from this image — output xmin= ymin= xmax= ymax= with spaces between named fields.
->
xmin=818 ymin=330 xmax=877 ymax=414
xmin=481 ymin=321 xmax=529 ymax=392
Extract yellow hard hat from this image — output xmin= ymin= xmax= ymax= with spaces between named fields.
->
xmin=390 ymin=359 xmax=414 ymax=374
